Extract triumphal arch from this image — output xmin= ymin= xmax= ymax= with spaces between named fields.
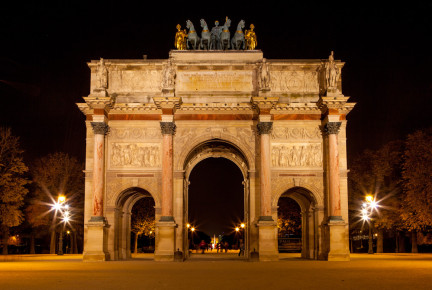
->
xmin=77 ymin=21 xmax=355 ymax=261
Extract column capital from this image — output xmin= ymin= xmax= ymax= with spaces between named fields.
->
xmin=91 ymin=122 xmax=109 ymax=135
xmin=160 ymin=122 xmax=176 ymax=135
xmin=323 ymin=122 xmax=342 ymax=135
xmin=251 ymin=96 xmax=279 ymax=115
xmin=153 ymin=97 xmax=182 ymax=115
xmin=257 ymin=122 xmax=273 ymax=135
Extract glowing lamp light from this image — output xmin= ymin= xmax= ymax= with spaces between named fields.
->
xmin=58 ymin=195 xmax=66 ymax=203
xmin=191 ymin=227 xmax=195 ymax=232
xmin=67 ymin=231 xmax=70 ymax=234
xmin=187 ymin=223 xmax=190 ymax=228
xmin=53 ymin=202 xmax=61 ymax=211
xmin=240 ymin=223 xmax=245 ymax=228
xmin=63 ymin=216 xmax=70 ymax=223
xmin=235 ymin=227 xmax=240 ymax=232
xmin=365 ymin=195 xmax=373 ymax=203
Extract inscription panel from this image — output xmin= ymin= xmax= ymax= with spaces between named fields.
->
xmin=109 ymin=70 xmax=162 ymax=92
xmin=176 ymin=71 xmax=253 ymax=92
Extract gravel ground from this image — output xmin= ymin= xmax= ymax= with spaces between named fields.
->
xmin=1 ymin=253 xmax=431 ymax=289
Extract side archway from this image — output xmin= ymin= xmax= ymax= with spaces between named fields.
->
xmin=276 ymin=187 xmax=318 ymax=259
xmin=111 ymin=187 xmax=157 ymax=260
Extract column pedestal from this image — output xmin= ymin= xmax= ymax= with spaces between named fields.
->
xmin=83 ymin=217 xmax=110 ymax=262
xmin=257 ymin=219 xmax=278 ymax=261
xmin=154 ymin=220 xmax=176 ymax=261
xmin=327 ymin=219 xmax=350 ymax=261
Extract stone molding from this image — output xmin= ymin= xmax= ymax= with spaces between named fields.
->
xmin=257 ymin=122 xmax=273 ymax=135
xmin=324 ymin=122 xmax=342 ymax=135
xmin=160 ymin=122 xmax=176 ymax=135
xmin=91 ymin=122 xmax=109 ymax=135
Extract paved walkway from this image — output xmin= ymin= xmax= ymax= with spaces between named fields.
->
xmin=1 ymin=253 xmax=431 ymax=289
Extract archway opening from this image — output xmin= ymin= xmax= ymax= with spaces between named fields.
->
xmin=131 ymin=197 xmax=155 ymax=256
xmin=277 ymin=187 xmax=317 ymax=259
xmin=114 ymin=187 xmax=156 ymax=260
xmin=188 ymin=157 xmax=244 ymax=258
xmin=277 ymin=197 xmax=302 ymax=253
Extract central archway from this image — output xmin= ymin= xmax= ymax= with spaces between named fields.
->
xmin=183 ymin=140 xmax=250 ymax=259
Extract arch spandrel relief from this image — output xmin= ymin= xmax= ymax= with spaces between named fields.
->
xmin=174 ymin=125 xmax=256 ymax=171
xmin=271 ymin=176 xmax=324 ymax=208
xmin=106 ymin=178 xmax=160 ymax=208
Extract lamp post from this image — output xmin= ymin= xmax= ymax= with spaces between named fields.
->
xmin=361 ymin=195 xmax=378 ymax=255
xmin=52 ymin=195 xmax=71 ymax=255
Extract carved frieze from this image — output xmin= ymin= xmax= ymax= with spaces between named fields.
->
xmin=271 ymin=143 xmax=322 ymax=167
xmin=271 ymin=127 xmax=321 ymax=140
xmin=109 ymin=127 xmax=161 ymax=140
xmin=270 ymin=70 xmax=319 ymax=93
xmin=110 ymin=143 xmax=161 ymax=168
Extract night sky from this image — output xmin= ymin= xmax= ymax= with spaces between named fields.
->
xmin=1 ymin=2 xmax=431 ymax=232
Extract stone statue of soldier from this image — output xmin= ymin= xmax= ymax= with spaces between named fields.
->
xmin=96 ymin=58 xmax=108 ymax=90
xmin=210 ymin=20 xmax=223 ymax=50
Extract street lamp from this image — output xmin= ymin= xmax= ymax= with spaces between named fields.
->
xmin=52 ymin=194 xmax=71 ymax=255
xmin=361 ymin=195 xmax=378 ymax=254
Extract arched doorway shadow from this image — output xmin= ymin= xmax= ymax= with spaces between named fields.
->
xmin=277 ymin=187 xmax=317 ymax=259
xmin=114 ymin=187 xmax=156 ymax=260
xmin=183 ymin=139 xmax=250 ymax=259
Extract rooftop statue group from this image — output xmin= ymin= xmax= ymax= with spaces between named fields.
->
xmin=175 ymin=17 xmax=257 ymax=51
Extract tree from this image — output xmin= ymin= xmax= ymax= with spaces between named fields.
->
xmin=402 ymin=127 xmax=432 ymax=252
xmin=0 ymin=127 xmax=29 ymax=254
xmin=30 ymin=152 xmax=84 ymax=254
xmin=349 ymin=141 xmax=405 ymax=252
xmin=131 ymin=198 xmax=155 ymax=253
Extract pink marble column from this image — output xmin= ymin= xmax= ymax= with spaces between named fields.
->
xmin=160 ymin=122 xmax=175 ymax=220
xmin=258 ymin=122 xmax=273 ymax=219
xmin=91 ymin=122 xmax=108 ymax=217
xmin=325 ymin=122 xmax=342 ymax=219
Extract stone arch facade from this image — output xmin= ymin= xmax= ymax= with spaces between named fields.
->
xmin=79 ymin=50 xmax=355 ymax=262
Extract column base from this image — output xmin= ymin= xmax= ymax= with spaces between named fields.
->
xmin=327 ymin=219 xmax=350 ymax=261
xmin=154 ymin=219 xmax=176 ymax=262
xmin=83 ymin=217 xmax=110 ymax=262
xmin=257 ymin=218 xmax=278 ymax=261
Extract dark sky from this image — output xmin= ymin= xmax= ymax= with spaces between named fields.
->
xmin=189 ymin=158 xmax=244 ymax=236
xmin=1 ymin=2 xmax=431 ymax=231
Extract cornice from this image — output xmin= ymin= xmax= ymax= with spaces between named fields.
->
xmin=272 ymin=103 xmax=321 ymax=114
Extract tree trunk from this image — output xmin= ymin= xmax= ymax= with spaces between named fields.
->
xmin=395 ymin=231 xmax=399 ymax=253
xmin=1 ymin=226 xmax=9 ymax=255
xmin=73 ymin=231 xmax=78 ymax=254
xmin=399 ymin=232 xmax=405 ymax=253
xmin=30 ymin=231 xmax=36 ymax=254
xmin=50 ymin=230 xmax=56 ymax=254
xmin=134 ymin=233 xmax=139 ymax=253
xmin=411 ymin=230 xmax=418 ymax=253
xmin=377 ymin=228 xmax=384 ymax=253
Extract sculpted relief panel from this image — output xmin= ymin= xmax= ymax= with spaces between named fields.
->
xmin=110 ymin=143 xmax=161 ymax=168
xmin=271 ymin=143 xmax=322 ymax=168
xmin=270 ymin=71 xmax=319 ymax=93
xmin=176 ymin=71 xmax=253 ymax=92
